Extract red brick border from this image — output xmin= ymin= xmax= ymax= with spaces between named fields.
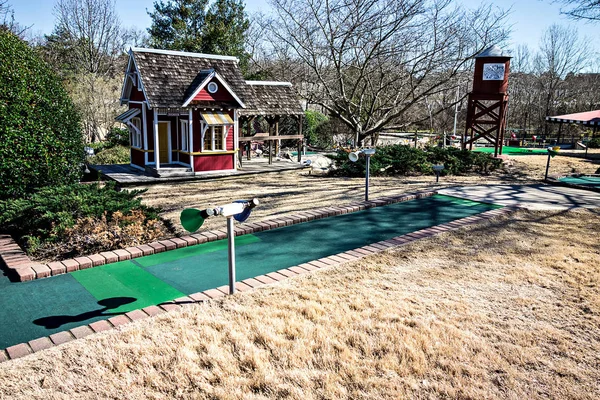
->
xmin=0 ymin=191 xmax=437 ymax=282
xmin=0 ymin=201 xmax=516 ymax=364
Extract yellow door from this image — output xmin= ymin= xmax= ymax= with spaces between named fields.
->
xmin=158 ymin=123 xmax=169 ymax=164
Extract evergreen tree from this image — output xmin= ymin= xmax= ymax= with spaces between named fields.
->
xmin=147 ymin=0 xmax=250 ymax=68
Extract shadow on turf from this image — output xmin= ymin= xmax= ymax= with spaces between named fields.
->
xmin=33 ymin=297 xmax=136 ymax=329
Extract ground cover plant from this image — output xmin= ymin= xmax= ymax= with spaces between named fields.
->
xmin=0 ymin=209 xmax=598 ymax=399
xmin=0 ymin=182 xmax=165 ymax=260
xmin=328 ymin=145 xmax=503 ymax=177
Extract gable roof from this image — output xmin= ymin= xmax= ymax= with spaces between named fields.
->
xmin=130 ymin=47 xmax=251 ymax=109
xmin=242 ymin=81 xmax=303 ymax=116
xmin=127 ymin=48 xmax=302 ymax=115
xmin=182 ymin=69 xmax=245 ymax=108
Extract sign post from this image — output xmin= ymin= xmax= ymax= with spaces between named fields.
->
xmin=349 ymin=148 xmax=376 ymax=201
xmin=180 ymin=198 xmax=259 ymax=295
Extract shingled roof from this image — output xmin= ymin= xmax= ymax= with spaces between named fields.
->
xmin=242 ymin=81 xmax=303 ymax=116
xmin=129 ymin=48 xmax=303 ymax=116
xmin=131 ymin=48 xmax=252 ymax=109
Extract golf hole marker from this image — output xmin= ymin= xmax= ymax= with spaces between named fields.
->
xmin=432 ymin=164 xmax=444 ymax=183
xmin=349 ymin=148 xmax=376 ymax=201
xmin=180 ymin=198 xmax=260 ymax=295
xmin=545 ymin=146 xmax=560 ymax=180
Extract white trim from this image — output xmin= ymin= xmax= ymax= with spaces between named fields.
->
xmin=130 ymin=47 xmax=239 ymax=62
xmin=233 ymin=109 xmax=239 ymax=171
xmin=200 ymin=121 xmax=209 ymax=151
xmin=158 ymin=121 xmax=172 ymax=164
xmin=153 ymin=109 xmax=159 ymax=170
xmin=129 ymin=50 xmax=152 ymax=108
xmin=182 ymin=71 xmax=246 ymax=108
xmin=189 ymin=109 xmax=194 ymax=172
xmin=245 ymin=80 xmax=293 ymax=87
xmin=193 ymin=168 xmax=236 ymax=176
xmin=142 ymin=104 xmax=148 ymax=165
xmin=180 ymin=119 xmax=190 ymax=152
xmin=129 ymin=117 xmax=142 ymax=148
xmin=120 ymin=56 xmax=133 ymax=106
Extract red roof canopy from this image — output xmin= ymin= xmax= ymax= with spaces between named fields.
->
xmin=546 ymin=110 xmax=600 ymax=125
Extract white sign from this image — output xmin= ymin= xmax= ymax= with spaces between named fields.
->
xmin=482 ymin=63 xmax=505 ymax=81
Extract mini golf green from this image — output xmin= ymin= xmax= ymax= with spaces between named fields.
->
xmin=0 ymin=195 xmax=501 ymax=350
xmin=473 ymin=146 xmax=548 ymax=155
xmin=558 ymin=175 xmax=600 ymax=188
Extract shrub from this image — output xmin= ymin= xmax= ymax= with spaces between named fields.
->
xmin=87 ymin=145 xmax=130 ymax=165
xmin=587 ymin=137 xmax=600 ymax=149
xmin=0 ymin=182 xmax=161 ymax=256
xmin=328 ymin=145 xmax=502 ymax=177
xmin=106 ymin=127 xmax=130 ymax=147
xmin=0 ymin=29 xmax=83 ymax=199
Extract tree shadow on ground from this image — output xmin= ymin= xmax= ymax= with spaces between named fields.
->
xmin=33 ymin=297 xmax=136 ymax=329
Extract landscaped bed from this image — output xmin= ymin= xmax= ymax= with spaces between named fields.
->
xmin=0 ymin=208 xmax=598 ymax=399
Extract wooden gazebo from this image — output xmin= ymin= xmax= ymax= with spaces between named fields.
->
xmin=238 ymin=81 xmax=304 ymax=165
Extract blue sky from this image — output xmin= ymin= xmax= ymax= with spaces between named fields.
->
xmin=10 ymin=0 xmax=599 ymax=53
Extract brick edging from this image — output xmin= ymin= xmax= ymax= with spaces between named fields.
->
xmin=0 ymin=191 xmax=437 ymax=282
xmin=0 ymin=203 xmax=515 ymax=363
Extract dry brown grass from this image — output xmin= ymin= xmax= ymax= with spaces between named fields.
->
xmin=1 ymin=209 xmax=599 ymax=399
xmin=137 ymin=152 xmax=600 ymax=235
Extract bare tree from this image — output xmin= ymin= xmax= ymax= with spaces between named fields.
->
xmin=266 ymin=0 xmax=509 ymax=145
xmin=1 ymin=0 xmax=29 ymax=37
xmin=555 ymin=0 xmax=600 ymax=21
xmin=54 ymin=0 xmax=123 ymax=75
xmin=533 ymin=24 xmax=588 ymax=134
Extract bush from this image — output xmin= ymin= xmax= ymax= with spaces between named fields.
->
xmin=87 ymin=145 xmax=130 ymax=164
xmin=0 ymin=182 xmax=161 ymax=257
xmin=587 ymin=137 xmax=600 ymax=149
xmin=106 ymin=127 xmax=130 ymax=147
xmin=328 ymin=145 xmax=502 ymax=177
xmin=0 ymin=29 xmax=83 ymax=199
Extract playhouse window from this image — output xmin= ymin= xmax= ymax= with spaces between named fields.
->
xmin=130 ymin=117 xmax=142 ymax=148
xmin=204 ymin=125 xmax=227 ymax=151
xmin=180 ymin=120 xmax=189 ymax=152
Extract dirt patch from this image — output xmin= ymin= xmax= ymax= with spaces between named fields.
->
xmin=1 ymin=209 xmax=599 ymax=399
xmin=137 ymin=152 xmax=600 ymax=235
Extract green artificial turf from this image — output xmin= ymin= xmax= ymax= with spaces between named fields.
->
xmin=559 ymin=176 xmax=600 ymax=188
xmin=473 ymin=146 xmax=548 ymax=155
xmin=72 ymin=262 xmax=185 ymax=313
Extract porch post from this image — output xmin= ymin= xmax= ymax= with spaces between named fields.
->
xmin=275 ymin=118 xmax=280 ymax=155
xmin=297 ymin=114 xmax=303 ymax=163
xmin=142 ymin=103 xmax=148 ymax=166
xmin=233 ymin=110 xmax=239 ymax=171
xmin=153 ymin=108 xmax=160 ymax=171
xmin=189 ymin=109 xmax=194 ymax=172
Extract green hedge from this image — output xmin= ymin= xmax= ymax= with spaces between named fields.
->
xmin=0 ymin=182 xmax=158 ymax=250
xmin=328 ymin=145 xmax=502 ymax=177
xmin=0 ymin=29 xmax=83 ymax=199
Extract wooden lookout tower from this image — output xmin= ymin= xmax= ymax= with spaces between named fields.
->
xmin=463 ymin=45 xmax=511 ymax=156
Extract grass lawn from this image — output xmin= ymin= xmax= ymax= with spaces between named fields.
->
xmin=473 ymin=146 xmax=548 ymax=155
xmin=1 ymin=209 xmax=598 ymax=399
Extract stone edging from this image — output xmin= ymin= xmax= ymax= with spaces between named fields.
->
xmin=0 ymin=191 xmax=436 ymax=282
xmin=0 ymin=203 xmax=515 ymax=363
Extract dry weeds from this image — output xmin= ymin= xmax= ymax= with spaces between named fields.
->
xmin=1 ymin=209 xmax=599 ymax=399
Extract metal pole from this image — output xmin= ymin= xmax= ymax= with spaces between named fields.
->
xmin=544 ymin=152 xmax=551 ymax=181
xmin=365 ymin=155 xmax=370 ymax=201
xmin=227 ymin=216 xmax=236 ymax=294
